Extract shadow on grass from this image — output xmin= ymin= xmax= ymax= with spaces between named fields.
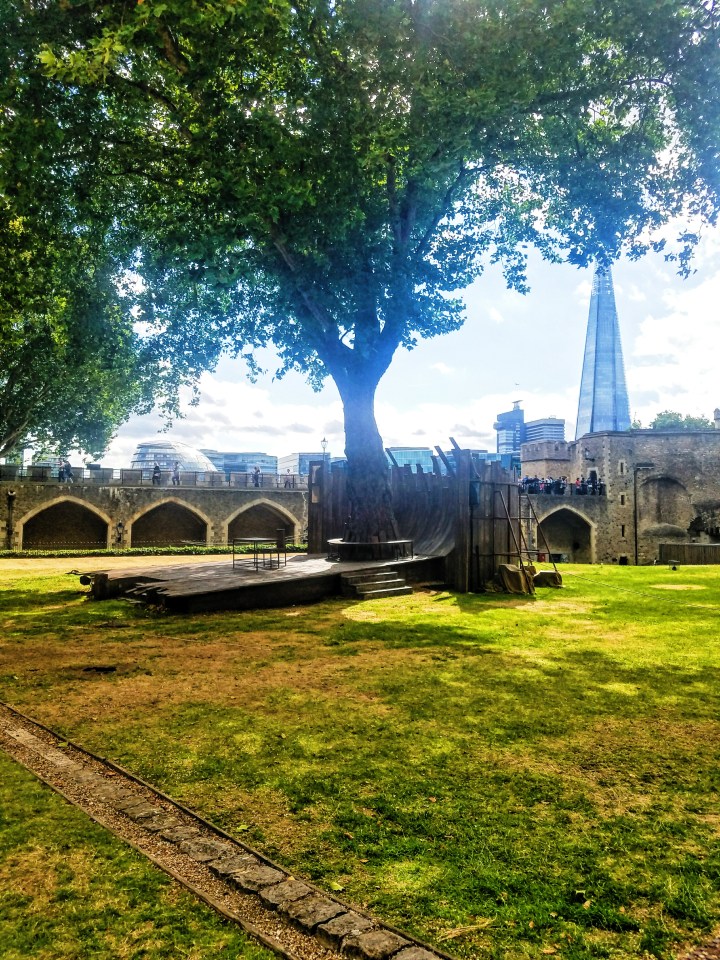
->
xmin=5 ymin=575 xmax=719 ymax=960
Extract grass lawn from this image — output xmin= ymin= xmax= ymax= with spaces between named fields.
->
xmin=0 ymin=752 xmax=274 ymax=960
xmin=1 ymin=558 xmax=719 ymax=960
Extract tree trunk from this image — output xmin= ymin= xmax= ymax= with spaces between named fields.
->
xmin=337 ymin=377 xmax=399 ymax=543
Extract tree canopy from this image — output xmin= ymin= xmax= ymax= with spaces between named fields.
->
xmin=648 ymin=410 xmax=715 ymax=431
xmin=0 ymin=206 xmax=158 ymax=458
xmin=5 ymin=0 xmax=720 ymax=534
xmin=2 ymin=1 xmax=177 ymax=458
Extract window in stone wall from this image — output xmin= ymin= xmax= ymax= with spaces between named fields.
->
xmin=619 ymin=461 xmax=626 ymax=474
xmin=620 ymin=494 xmax=626 ymax=505
xmin=621 ymin=524 xmax=626 ymax=538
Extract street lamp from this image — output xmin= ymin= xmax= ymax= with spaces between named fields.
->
xmin=321 ymin=437 xmax=328 ymax=466
xmin=633 ymin=462 xmax=655 ymax=565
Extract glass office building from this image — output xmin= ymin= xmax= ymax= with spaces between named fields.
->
xmin=525 ymin=417 xmax=565 ymax=443
xmin=494 ymin=401 xmax=526 ymax=458
xmin=278 ymin=452 xmax=327 ymax=475
xmin=131 ymin=441 xmax=218 ymax=472
xmin=575 ymin=264 xmax=631 ymax=439
xmin=201 ymin=450 xmax=278 ymax=477
xmin=385 ymin=447 xmax=435 ymax=472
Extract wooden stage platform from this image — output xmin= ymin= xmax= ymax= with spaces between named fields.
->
xmin=85 ymin=553 xmax=443 ymax=613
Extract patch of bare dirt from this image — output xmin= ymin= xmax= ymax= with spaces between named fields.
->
xmin=651 ymin=584 xmax=705 ymax=590
xmin=0 ymin=554 xmax=231 ymax=577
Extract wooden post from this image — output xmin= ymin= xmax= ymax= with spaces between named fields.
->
xmin=449 ymin=449 xmax=471 ymax=592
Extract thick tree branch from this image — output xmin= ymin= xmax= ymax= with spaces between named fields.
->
xmin=157 ymin=24 xmax=190 ymax=75
xmin=106 ymin=74 xmax=193 ymax=142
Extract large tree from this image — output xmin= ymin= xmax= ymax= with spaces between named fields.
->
xmin=9 ymin=0 xmax=720 ymax=536
xmin=1 ymin=1 xmax=178 ymax=459
xmin=0 ymin=206 xmax=157 ymax=458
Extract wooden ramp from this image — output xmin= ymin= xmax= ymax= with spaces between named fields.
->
xmin=84 ymin=553 xmax=440 ymax=614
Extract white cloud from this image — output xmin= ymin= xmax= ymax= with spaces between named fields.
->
xmin=627 ymin=239 xmax=720 ymax=426
xmin=101 ymin=372 xmax=346 ymax=466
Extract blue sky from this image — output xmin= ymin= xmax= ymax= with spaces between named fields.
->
xmin=101 ymin=224 xmax=720 ymax=467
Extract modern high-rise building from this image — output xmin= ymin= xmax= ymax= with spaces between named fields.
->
xmin=494 ymin=401 xmax=525 ymax=457
xmin=494 ymin=404 xmax=565 ymax=463
xmin=525 ymin=417 xmax=565 ymax=443
xmin=575 ymin=263 xmax=631 ymax=439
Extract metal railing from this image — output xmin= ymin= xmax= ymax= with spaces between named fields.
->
xmin=0 ymin=465 xmax=309 ymax=489
xmin=520 ymin=479 xmax=606 ymax=496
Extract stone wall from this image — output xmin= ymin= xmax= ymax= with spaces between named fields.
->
xmin=0 ymin=483 xmax=308 ymax=551
xmin=522 ymin=430 xmax=720 ymax=564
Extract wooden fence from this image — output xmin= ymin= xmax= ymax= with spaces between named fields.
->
xmin=658 ymin=542 xmax=720 ymax=565
xmin=307 ymin=451 xmax=526 ymax=591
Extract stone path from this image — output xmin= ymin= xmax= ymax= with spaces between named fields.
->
xmin=2 ymin=701 xmax=718 ymax=960
xmin=0 ymin=702 xmax=451 ymax=960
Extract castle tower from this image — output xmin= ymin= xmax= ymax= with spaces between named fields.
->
xmin=575 ymin=263 xmax=631 ymax=439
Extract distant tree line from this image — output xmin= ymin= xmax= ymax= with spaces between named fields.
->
xmin=632 ymin=411 xmax=715 ymax=431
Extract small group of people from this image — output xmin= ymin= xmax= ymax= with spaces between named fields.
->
xmin=57 ymin=460 xmax=73 ymax=483
xmin=574 ymin=475 xmax=606 ymax=496
xmin=520 ymin=475 xmax=568 ymax=495
xmin=519 ymin=474 xmax=606 ymax=496
xmin=152 ymin=461 xmax=181 ymax=486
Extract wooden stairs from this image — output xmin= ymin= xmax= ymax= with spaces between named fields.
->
xmin=341 ymin=569 xmax=412 ymax=600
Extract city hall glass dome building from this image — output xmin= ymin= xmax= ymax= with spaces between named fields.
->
xmin=131 ymin=441 xmax=218 ymax=472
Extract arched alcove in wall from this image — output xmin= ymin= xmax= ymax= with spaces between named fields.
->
xmin=538 ymin=508 xmax=594 ymax=563
xmin=130 ymin=501 xmax=208 ymax=547
xmin=22 ymin=500 xmax=109 ymax=549
xmin=227 ymin=502 xmax=297 ymax=541
xmin=637 ymin=477 xmax=694 ymax=533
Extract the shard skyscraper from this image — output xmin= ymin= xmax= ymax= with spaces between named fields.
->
xmin=575 ymin=263 xmax=631 ymax=439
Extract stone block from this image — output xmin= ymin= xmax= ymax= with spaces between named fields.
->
xmin=94 ymin=783 xmax=133 ymax=802
xmin=316 ymin=911 xmax=375 ymax=949
xmin=394 ymin=949 xmax=441 ymax=960
xmin=160 ymin=824 xmax=201 ymax=842
xmin=177 ymin=838 xmax=235 ymax=863
xmin=208 ymin=853 xmax=259 ymax=877
xmin=230 ymin=863 xmax=287 ymax=892
xmin=114 ymin=796 xmax=151 ymax=812
xmin=259 ymin=878 xmax=312 ymax=910
xmin=72 ymin=769 xmax=103 ymax=785
xmin=140 ymin=814 xmax=182 ymax=834
xmin=342 ymin=929 xmax=411 ymax=960
xmin=284 ymin=893 xmax=345 ymax=930
xmin=124 ymin=802 xmax=162 ymax=821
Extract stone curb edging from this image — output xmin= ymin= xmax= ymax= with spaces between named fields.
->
xmin=0 ymin=703 xmax=455 ymax=960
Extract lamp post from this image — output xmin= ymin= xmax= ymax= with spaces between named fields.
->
xmin=6 ymin=489 xmax=16 ymax=551
xmin=633 ymin=462 xmax=655 ymax=565
xmin=321 ymin=436 xmax=328 ymax=468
